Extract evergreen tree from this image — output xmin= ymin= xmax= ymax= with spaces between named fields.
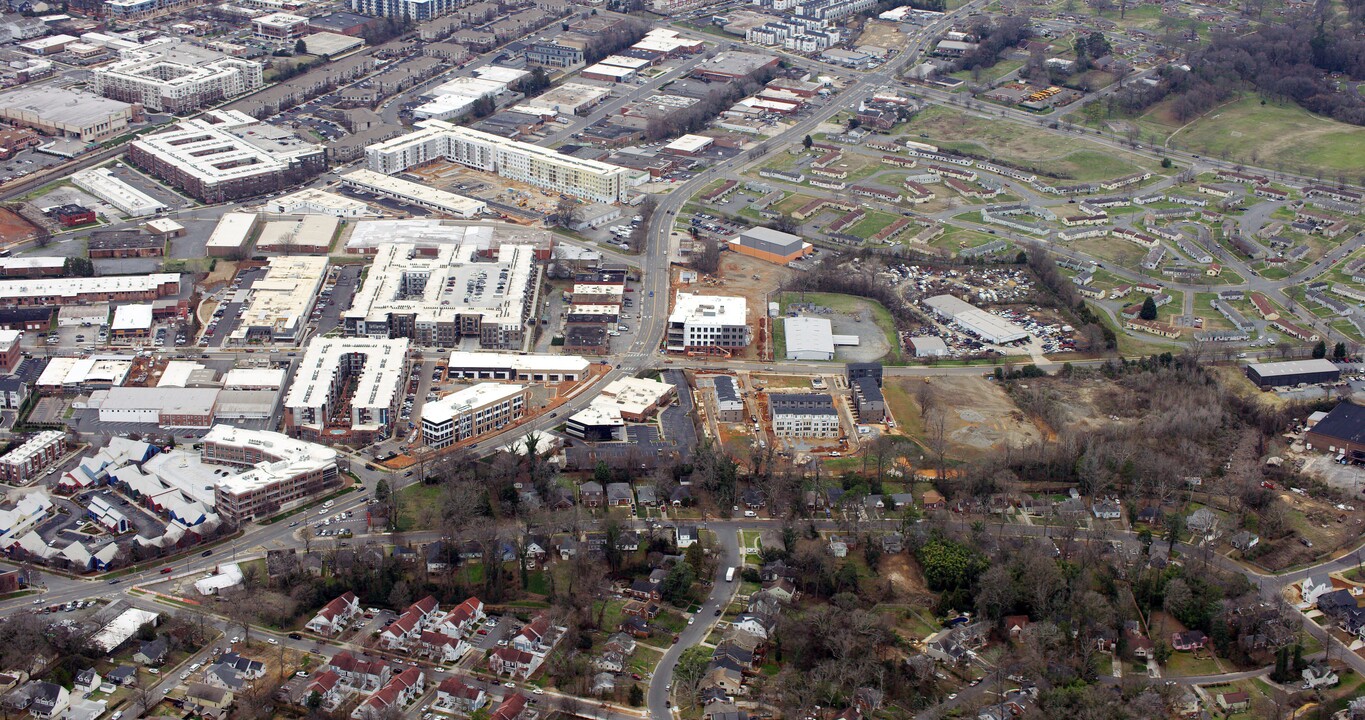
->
xmin=1139 ymin=296 xmax=1158 ymax=321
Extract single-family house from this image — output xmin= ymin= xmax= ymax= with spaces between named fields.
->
xmin=1091 ymin=501 xmax=1121 ymax=520
xmin=1303 ymin=663 xmax=1339 ymax=689
xmin=106 ymin=666 xmax=136 ymax=686
xmin=606 ymin=483 xmax=633 ymax=507
xmin=27 ymin=683 xmax=68 ymax=720
xmin=134 ymin=638 xmax=168 ymax=665
xmin=1216 ymin=692 xmax=1250 ymax=712
xmin=1003 ymin=615 xmax=1029 ymax=640
xmin=73 ymin=669 xmax=100 ymax=696
xmin=1230 ymin=530 xmax=1259 ymax=551
xmin=635 ymin=485 xmax=659 ymax=507
xmin=922 ymin=490 xmax=946 ymax=509
xmin=1303 ymin=575 xmax=1335 ymax=605
xmin=512 ymin=615 xmax=553 ymax=655
xmin=580 ymin=481 xmax=604 ymax=507
xmin=677 ymin=525 xmax=698 ymax=548
xmin=1187 ymin=508 xmax=1218 ymax=539
xmin=490 ymin=648 xmax=536 ymax=678
xmin=187 ymin=683 xmax=234 ymax=712
xmin=1171 ymin=630 xmax=1207 ymax=651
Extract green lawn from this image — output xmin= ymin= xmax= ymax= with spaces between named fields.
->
xmin=397 ymin=483 xmax=442 ymax=532
xmin=847 ymin=210 xmax=902 ymax=239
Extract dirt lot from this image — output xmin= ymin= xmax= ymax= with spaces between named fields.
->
xmin=407 ymin=161 xmax=561 ymax=215
xmin=885 ymin=375 xmax=1042 ymax=459
xmin=0 ymin=207 xmax=39 ymax=246
xmin=673 ymin=252 xmax=795 ymax=360
xmin=857 ymin=20 xmax=912 ymax=50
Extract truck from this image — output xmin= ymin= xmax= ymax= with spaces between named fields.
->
xmin=725 ymin=567 xmax=736 ymax=583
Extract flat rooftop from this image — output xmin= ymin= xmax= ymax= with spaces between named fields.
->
xmin=285 ymin=337 xmax=409 ymax=419
xmin=1248 ymin=358 xmax=1340 ymax=378
xmin=230 ymin=256 xmax=327 ymax=342
xmin=670 ymin=291 xmax=747 ymax=326
xmin=423 ymin=382 xmax=524 ymax=424
xmin=0 ymin=85 xmax=131 ymax=127
xmin=345 ymin=241 xmax=535 ymax=330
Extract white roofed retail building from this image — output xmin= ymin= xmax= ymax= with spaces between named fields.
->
xmin=923 ymin=294 xmax=1028 ymax=344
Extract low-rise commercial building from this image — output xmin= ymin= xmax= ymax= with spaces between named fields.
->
xmin=230 ymin=256 xmax=329 ymax=345
xmin=729 ymin=226 xmax=814 ymax=265
xmin=97 ymin=387 xmax=220 ymax=428
xmin=0 ymin=274 xmax=179 ymax=307
xmin=265 ymin=188 xmax=377 ymax=218
xmin=784 ymin=316 xmax=835 ymax=361
xmin=341 ymin=169 xmax=486 ymax=219
xmin=285 ymin=337 xmax=410 ymax=443
xmin=87 ymin=230 xmax=165 ymax=258
xmin=445 ymin=351 xmax=589 ymax=383
xmin=0 ymin=85 xmax=134 ymax=142
xmin=923 ymin=294 xmax=1028 ymax=345
xmin=254 ymin=215 xmax=339 ymax=254
xmin=110 ymin=304 xmax=154 ymax=341
xmin=128 ymin=110 xmax=325 ymax=203
xmin=1245 ymin=358 xmax=1341 ymax=389
xmin=72 ymin=169 xmax=167 ymax=218
xmin=421 ymin=383 xmax=528 ymax=448
xmin=206 ymin=212 xmax=259 ymax=257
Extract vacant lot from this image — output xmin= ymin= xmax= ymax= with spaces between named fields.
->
xmin=0 ymin=208 xmax=39 ymax=246
xmin=901 ymin=105 xmax=1159 ymax=182
xmin=858 ymin=20 xmax=911 ymax=50
xmin=884 ymin=375 xmax=1042 ymax=460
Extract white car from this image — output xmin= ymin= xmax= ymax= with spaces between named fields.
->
xmin=533 ymin=688 xmax=544 ymax=695
xmin=743 ymin=510 xmax=757 ymax=518
xmin=267 ymin=638 xmax=279 ymax=645
xmin=503 ymin=682 xmax=515 ymax=689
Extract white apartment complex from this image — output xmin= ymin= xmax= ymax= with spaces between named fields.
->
xmin=284 ymin=337 xmax=410 ymax=443
xmin=93 ymin=39 xmax=263 ymax=113
xmin=365 ymin=120 xmax=633 ymax=204
xmin=667 ymin=292 xmax=750 ymax=353
xmin=350 ymin=0 xmax=462 ymax=21
xmin=421 ymin=383 xmax=529 ymax=449
xmin=343 ymin=241 xmax=537 ymax=350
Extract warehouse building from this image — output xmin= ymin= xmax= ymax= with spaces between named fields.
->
xmin=229 ymin=256 xmax=329 ymax=345
xmin=93 ymin=40 xmax=263 ymax=113
xmin=0 ymin=274 xmax=179 ymax=307
xmin=667 ymin=292 xmax=749 ymax=354
xmin=71 ymin=168 xmax=167 ymax=218
xmin=1244 ymin=358 xmax=1341 ymax=389
xmin=344 ymin=240 xmax=537 ymax=350
xmin=254 ymin=215 xmax=339 ymax=254
xmin=203 ymin=425 xmax=340 ymax=524
xmin=365 ymin=120 xmax=633 ymax=204
xmin=340 ymin=169 xmax=487 ymax=219
xmin=782 ymin=317 xmax=858 ymax=361
xmin=770 ymin=393 xmax=839 ymax=437
xmin=0 ymin=86 xmax=135 ymax=142
xmin=128 ymin=110 xmax=325 ymax=203
xmin=1305 ymin=401 xmax=1365 ymax=463
xmin=97 ymin=387 xmax=220 ymax=428
xmin=284 ymin=337 xmax=410 ymax=443
xmin=206 ymin=212 xmax=259 ymax=257
xmin=0 ymin=257 xmax=66 ymax=278
xmin=421 ymin=383 xmax=529 ymax=448
xmin=514 ymin=83 xmax=612 ymax=118
xmin=729 ymin=226 xmax=813 ymax=265
xmin=445 ymin=351 xmax=590 ymax=383
xmin=923 ymin=294 xmax=1028 ymax=344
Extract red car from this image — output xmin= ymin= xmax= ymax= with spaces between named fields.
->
xmin=160 ymin=567 xmax=173 ymax=574
xmin=477 ymin=629 xmax=488 ymax=635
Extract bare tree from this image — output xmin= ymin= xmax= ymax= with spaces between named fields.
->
xmin=926 ymin=408 xmax=950 ymax=481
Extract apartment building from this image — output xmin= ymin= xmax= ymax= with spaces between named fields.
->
xmin=365 ymin=120 xmax=633 ymax=204
xmin=204 ymin=425 xmax=341 ymax=524
xmin=128 ymin=110 xmax=325 ymax=203
xmin=667 ymin=292 xmax=750 ymax=354
xmin=284 ymin=337 xmax=410 ymax=444
xmin=421 ymin=383 xmax=528 ymax=449
xmin=94 ymin=40 xmax=262 ymax=113
xmin=0 ymin=431 xmax=67 ymax=485
xmin=343 ymin=241 xmax=536 ymax=350
xmin=350 ymin=0 xmax=462 ymax=21
xmin=770 ymin=393 xmax=839 ymax=437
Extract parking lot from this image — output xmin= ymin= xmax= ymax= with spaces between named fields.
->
xmin=202 ymin=267 xmax=267 ymax=347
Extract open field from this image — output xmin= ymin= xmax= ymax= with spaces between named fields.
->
xmin=1084 ymin=94 xmax=1365 ymax=177
xmin=883 ymin=375 xmax=1041 ymax=460
xmin=899 ymin=105 xmax=1160 ymax=182
xmin=857 ymin=20 xmax=911 ymax=50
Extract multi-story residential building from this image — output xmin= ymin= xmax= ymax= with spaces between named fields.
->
xmin=343 ymin=241 xmax=537 ymax=350
xmin=94 ymin=40 xmax=262 ymax=113
xmin=667 ymin=292 xmax=750 ymax=354
xmin=284 ymin=337 xmax=410 ymax=444
xmin=0 ymin=377 xmax=28 ymax=411
xmin=770 ymin=393 xmax=840 ymax=437
xmin=128 ymin=110 xmax=325 ymax=203
xmin=421 ymin=383 xmax=528 ymax=449
xmin=350 ymin=0 xmax=461 ymax=21
xmin=365 ymin=120 xmax=633 ymax=204
xmin=205 ymin=425 xmax=340 ymax=524
xmin=525 ymin=38 xmax=585 ymax=68
xmin=0 ymin=431 xmax=66 ymax=485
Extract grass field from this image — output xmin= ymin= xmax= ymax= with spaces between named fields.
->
xmin=900 ymin=105 xmax=1159 ymax=182
xmin=847 ymin=210 xmax=902 ymax=239
xmin=1091 ymin=93 xmax=1365 ymax=177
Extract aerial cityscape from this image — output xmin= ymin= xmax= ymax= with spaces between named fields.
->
xmin=0 ymin=0 xmax=1359 ymax=717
